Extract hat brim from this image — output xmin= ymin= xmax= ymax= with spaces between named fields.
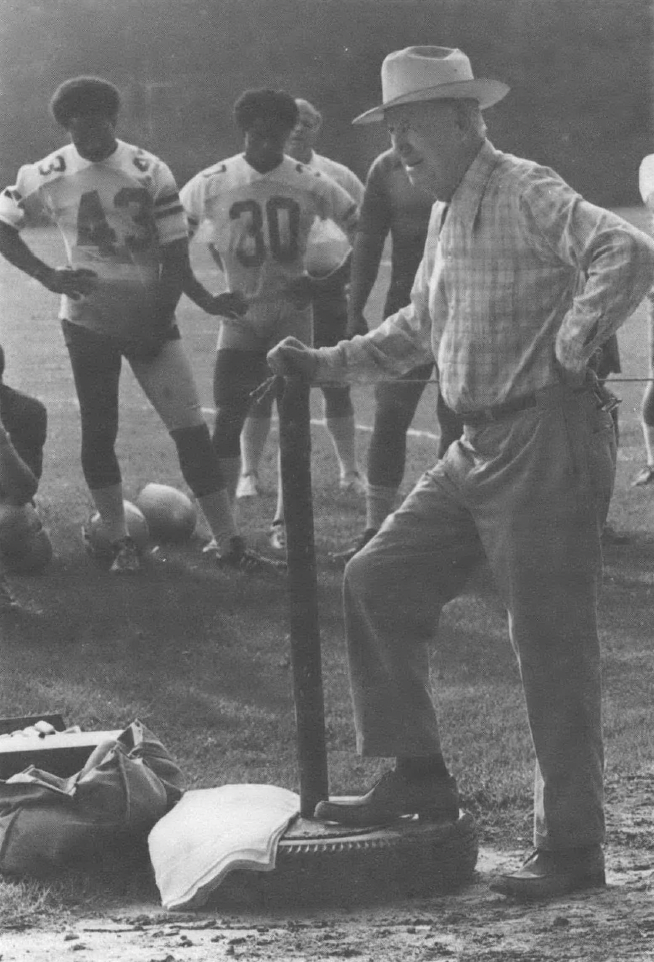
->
xmin=352 ymin=78 xmax=509 ymax=125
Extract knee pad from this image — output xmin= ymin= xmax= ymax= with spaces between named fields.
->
xmin=171 ymin=424 xmax=224 ymax=497
xmin=642 ymin=383 xmax=654 ymax=427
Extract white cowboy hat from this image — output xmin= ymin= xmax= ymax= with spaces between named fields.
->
xmin=352 ymin=46 xmax=509 ymax=125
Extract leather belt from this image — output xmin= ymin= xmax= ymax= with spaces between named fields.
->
xmin=461 ymin=393 xmax=539 ymax=426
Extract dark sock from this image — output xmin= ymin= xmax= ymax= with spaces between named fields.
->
xmin=395 ymin=755 xmax=449 ymax=780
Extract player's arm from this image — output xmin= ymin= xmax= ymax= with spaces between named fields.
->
xmin=346 ymin=230 xmax=387 ymax=336
xmin=346 ymin=159 xmax=393 ymax=336
xmin=0 ymin=221 xmax=96 ymax=299
xmin=182 ymin=261 xmax=248 ymax=319
xmin=177 ymin=174 xmax=248 ymax=319
xmin=0 ymin=417 xmax=38 ymax=507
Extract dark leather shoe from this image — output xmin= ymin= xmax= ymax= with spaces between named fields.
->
xmin=490 ymin=846 xmax=605 ymax=900
xmin=313 ymin=768 xmax=459 ymax=827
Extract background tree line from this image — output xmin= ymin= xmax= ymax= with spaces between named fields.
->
xmin=0 ymin=0 xmax=651 ymax=206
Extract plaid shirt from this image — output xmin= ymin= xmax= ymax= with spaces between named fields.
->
xmin=316 ymin=140 xmax=654 ymax=413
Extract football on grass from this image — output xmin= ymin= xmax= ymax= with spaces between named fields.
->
xmin=85 ymin=501 xmax=150 ymax=557
xmin=135 ymin=483 xmax=197 ymax=543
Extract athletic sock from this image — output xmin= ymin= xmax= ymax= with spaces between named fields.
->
xmin=196 ymin=490 xmax=238 ymax=553
xmin=90 ymin=483 xmax=128 ymax=544
xmin=365 ymin=484 xmax=397 ymax=531
xmin=240 ymin=416 xmax=271 ymax=478
xmin=644 ymin=425 xmax=654 ymax=467
xmin=395 ymin=755 xmax=450 ymax=780
xmin=218 ymin=456 xmax=242 ymax=505
xmin=325 ymin=414 xmax=359 ymax=479
xmin=273 ymin=448 xmax=284 ymax=526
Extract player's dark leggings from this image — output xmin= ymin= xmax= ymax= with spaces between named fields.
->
xmin=213 ymin=348 xmax=275 ymax=457
xmin=312 ymin=284 xmax=353 ymax=419
xmin=368 ymin=364 xmax=463 ymax=490
xmin=63 ymin=321 xmax=223 ymax=494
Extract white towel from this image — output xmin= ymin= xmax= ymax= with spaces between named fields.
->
xmin=148 ymin=784 xmax=300 ymax=910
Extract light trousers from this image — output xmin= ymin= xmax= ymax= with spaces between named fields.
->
xmin=343 ymin=383 xmax=616 ymax=850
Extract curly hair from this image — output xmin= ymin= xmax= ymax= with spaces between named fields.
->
xmin=233 ymin=88 xmax=298 ymax=133
xmin=50 ymin=76 xmax=121 ymax=126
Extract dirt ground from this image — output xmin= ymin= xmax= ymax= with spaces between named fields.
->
xmin=1 ymin=769 xmax=652 ymax=962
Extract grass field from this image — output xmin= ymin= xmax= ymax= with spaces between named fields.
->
xmin=1 ymin=213 xmax=653 ymax=918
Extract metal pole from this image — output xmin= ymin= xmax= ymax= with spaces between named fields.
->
xmin=277 ymin=376 xmax=329 ymax=818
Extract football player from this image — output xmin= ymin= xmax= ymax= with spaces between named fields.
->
xmin=0 ymin=345 xmax=50 ymax=611
xmin=180 ymin=89 xmax=359 ymax=552
xmin=236 ymin=98 xmax=366 ymax=511
xmin=0 ymin=76 xmax=276 ymax=575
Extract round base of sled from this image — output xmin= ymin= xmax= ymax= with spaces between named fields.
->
xmin=209 ymin=808 xmax=478 ymax=910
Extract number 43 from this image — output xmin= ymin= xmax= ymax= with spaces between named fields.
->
xmin=76 ymin=188 xmax=155 ymax=256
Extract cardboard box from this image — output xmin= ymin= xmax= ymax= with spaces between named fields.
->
xmin=0 ymin=715 xmax=123 ymax=780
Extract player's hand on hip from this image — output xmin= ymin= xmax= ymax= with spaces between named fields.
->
xmin=209 ymin=290 xmax=249 ymax=318
xmin=267 ymin=337 xmax=319 ymax=380
xmin=41 ymin=267 xmax=98 ymax=300
xmin=346 ymin=311 xmax=369 ymax=338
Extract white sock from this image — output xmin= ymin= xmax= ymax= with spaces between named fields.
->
xmin=325 ymin=415 xmax=359 ymax=478
xmin=273 ymin=448 xmax=284 ymax=526
xmin=240 ymin=416 xmax=271 ymax=478
xmin=90 ymin=484 xmax=127 ymax=543
xmin=196 ymin=490 xmax=238 ymax=553
xmin=366 ymin=484 xmax=397 ymax=531
xmin=644 ymin=425 xmax=654 ymax=466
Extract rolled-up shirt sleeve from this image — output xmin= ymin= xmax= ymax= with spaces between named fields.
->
xmin=314 ymin=205 xmax=441 ymax=384
xmin=521 ymin=174 xmax=654 ymax=373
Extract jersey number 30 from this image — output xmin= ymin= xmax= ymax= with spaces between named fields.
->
xmin=230 ymin=196 xmax=300 ymax=268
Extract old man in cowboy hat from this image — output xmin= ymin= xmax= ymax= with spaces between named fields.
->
xmin=268 ymin=47 xmax=654 ymax=899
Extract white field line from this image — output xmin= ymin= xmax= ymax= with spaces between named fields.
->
xmin=198 ymin=407 xmax=440 ymax=442
xmin=47 ymin=397 xmax=440 ymax=443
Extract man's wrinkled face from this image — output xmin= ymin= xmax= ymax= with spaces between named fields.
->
xmin=66 ymin=112 xmax=118 ymax=162
xmin=385 ymin=100 xmax=464 ymax=199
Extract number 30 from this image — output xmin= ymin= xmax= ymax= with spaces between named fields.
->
xmin=230 ymin=196 xmax=300 ymax=268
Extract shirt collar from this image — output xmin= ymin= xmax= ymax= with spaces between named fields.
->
xmin=448 ymin=139 xmax=501 ymax=224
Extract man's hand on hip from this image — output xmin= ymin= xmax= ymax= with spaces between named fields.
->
xmin=267 ymin=337 xmax=319 ymax=380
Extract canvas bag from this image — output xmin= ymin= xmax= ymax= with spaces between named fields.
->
xmin=0 ymin=720 xmax=184 ymax=878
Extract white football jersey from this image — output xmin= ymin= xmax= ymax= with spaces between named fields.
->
xmin=180 ymin=154 xmax=358 ymax=301
xmin=0 ymin=140 xmax=188 ymax=337
xmin=304 ymin=152 xmax=364 ymax=275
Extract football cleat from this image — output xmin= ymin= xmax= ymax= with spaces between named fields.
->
xmin=0 ymin=577 xmax=19 ymax=613
xmin=339 ymin=471 xmax=367 ymax=495
xmin=109 ymin=536 xmax=142 ymax=574
xmin=236 ymin=472 xmax=261 ymax=499
xmin=329 ymin=527 xmax=378 ymax=567
xmin=268 ymin=521 xmax=286 ymax=552
xmin=215 ymin=535 xmax=285 ymax=576
xmin=632 ymin=464 xmax=654 ymax=487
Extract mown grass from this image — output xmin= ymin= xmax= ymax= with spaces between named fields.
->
xmin=0 ymin=214 xmax=653 ymax=918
